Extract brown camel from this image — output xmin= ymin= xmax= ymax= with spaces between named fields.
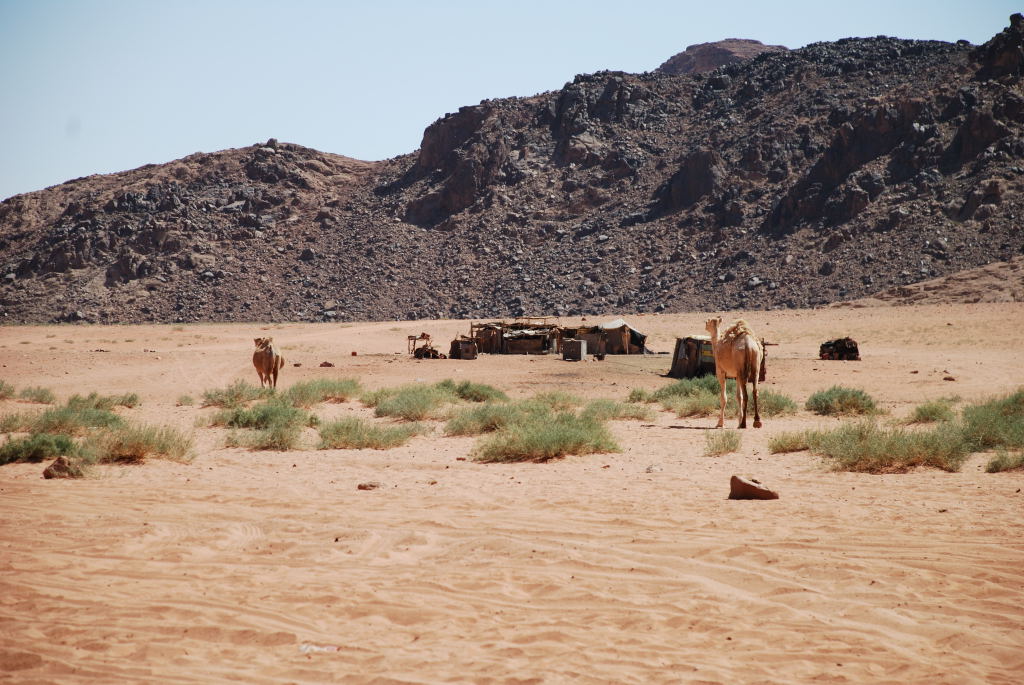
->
xmin=252 ymin=337 xmax=284 ymax=388
xmin=705 ymin=317 xmax=763 ymax=429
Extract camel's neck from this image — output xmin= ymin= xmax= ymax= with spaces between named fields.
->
xmin=708 ymin=326 xmax=720 ymax=346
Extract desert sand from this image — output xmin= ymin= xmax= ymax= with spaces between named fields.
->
xmin=1 ymin=304 xmax=1023 ymax=684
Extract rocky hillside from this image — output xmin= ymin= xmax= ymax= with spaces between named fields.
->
xmin=656 ymin=39 xmax=788 ymax=75
xmin=1 ymin=15 xmax=1023 ymax=324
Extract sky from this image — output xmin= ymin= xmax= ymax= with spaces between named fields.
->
xmin=0 ymin=0 xmax=1016 ymax=201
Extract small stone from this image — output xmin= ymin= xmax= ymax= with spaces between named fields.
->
xmin=319 ymin=361 xmax=334 ymax=367
xmin=357 ymin=481 xmax=383 ymax=491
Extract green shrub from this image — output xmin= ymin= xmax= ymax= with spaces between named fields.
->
xmin=581 ymin=399 xmax=655 ymax=422
xmin=0 ymin=433 xmax=77 ymax=465
xmin=907 ymin=399 xmax=956 ymax=424
xmin=243 ymin=423 xmax=303 ymax=451
xmin=662 ymin=392 xmax=723 ymax=418
xmin=961 ymin=389 xmax=1024 ymax=450
xmin=0 ymin=380 xmax=15 ymax=400
xmin=370 ymin=383 xmax=459 ymax=421
xmin=627 ymin=388 xmax=653 ymax=403
xmin=529 ymin=391 xmax=584 ymax=411
xmin=805 ymin=386 xmax=878 ymax=416
xmin=30 ymin=406 xmax=124 ymax=435
xmin=445 ymin=402 xmax=545 ymax=436
xmin=812 ymin=420 xmax=969 ymax=473
xmin=758 ymin=390 xmax=798 ymax=417
xmin=768 ymin=431 xmax=813 ymax=454
xmin=649 ymin=376 xmax=728 ymax=403
xmin=177 ymin=395 xmax=194 ymax=406
xmin=703 ymin=429 xmax=741 ymax=456
xmin=0 ymin=412 xmax=30 ymax=432
xmin=201 ymin=380 xmax=273 ymax=408
xmin=474 ymin=412 xmax=618 ymax=463
xmin=66 ymin=391 xmax=139 ymax=411
xmin=80 ymin=424 xmax=193 ymax=464
xmin=986 ymin=450 xmax=1024 ymax=473
xmin=436 ymin=379 xmax=508 ymax=403
xmin=18 ymin=386 xmax=56 ymax=404
xmin=318 ymin=417 xmax=422 ymax=450
xmin=211 ymin=398 xmax=315 ymax=431
xmin=283 ymin=378 xmax=362 ymax=408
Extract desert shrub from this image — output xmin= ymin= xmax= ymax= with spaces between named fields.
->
xmin=211 ymin=398 xmax=315 ymax=431
xmin=581 ymin=399 xmax=655 ymax=422
xmin=768 ymin=431 xmax=814 ymax=454
xmin=283 ymin=378 xmax=362 ymax=408
xmin=18 ymin=386 xmax=56 ymax=404
xmin=241 ymin=423 xmax=304 ymax=451
xmin=985 ymin=450 xmax=1024 ymax=473
xmin=961 ymin=389 xmax=1024 ymax=450
xmin=30 ymin=406 xmax=124 ymax=435
xmin=474 ymin=412 xmax=618 ymax=463
xmin=0 ymin=412 xmax=30 ymax=432
xmin=177 ymin=395 xmax=194 ymax=406
xmin=80 ymin=424 xmax=193 ymax=464
xmin=662 ymin=392 xmax=724 ymax=418
xmin=318 ymin=417 xmax=422 ymax=449
xmin=811 ymin=420 xmax=970 ymax=473
xmin=66 ymin=391 xmax=139 ymax=411
xmin=627 ymin=388 xmax=652 ymax=403
xmin=703 ymin=429 xmax=741 ymax=456
xmin=201 ymin=380 xmax=272 ymax=408
xmin=0 ymin=433 xmax=77 ymax=465
xmin=647 ymin=376 xmax=727 ymax=403
xmin=758 ymin=390 xmax=798 ymax=417
xmin=370 ymin=384 xmax=459 ymax=421
xmin=0 ymin=380 xmax=15 ymax=400
xmin=805 ymin=386 xmax=878 ymax=416
xmin=906 ymin=399 xmax=956 ymax=424
xmin=529 ymin=391 xmax=584 ymax=411
xmin=436 ymin=379 xmax=508 ymax=403
xmin=445 ymin=402 xmax=544 ymax=436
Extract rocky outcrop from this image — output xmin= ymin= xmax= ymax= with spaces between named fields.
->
xmin=657 ymin=39 xmax=788 ymax=75
xmin=1 ymin=20 xmax=1023 ymax=325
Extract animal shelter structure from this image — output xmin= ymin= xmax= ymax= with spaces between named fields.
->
xmin=468 ymin=319 xmax=561 ymax=355
xmin=668 ymin=335 xmax=716 ymax=378
xmin=465 ymin=318 xmax=649 ymax=356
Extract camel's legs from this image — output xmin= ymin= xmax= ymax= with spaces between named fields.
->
xmin=752 ymin=377 xmax=762 ymax=428
xmin=716 ymin=372 xmax=727 ymax=428
xmin=737 ymin=378 xmax=747 ymax=429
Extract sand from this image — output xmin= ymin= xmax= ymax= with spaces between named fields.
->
xmin=1 ymin=304 xmax=1022 ymax=684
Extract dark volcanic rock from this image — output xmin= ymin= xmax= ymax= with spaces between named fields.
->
xmin=1 ymin=19 xmax=1023 ymax=325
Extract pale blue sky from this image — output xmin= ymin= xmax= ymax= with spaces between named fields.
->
xmin=0 ymin=0 xmax=1015 ymax=201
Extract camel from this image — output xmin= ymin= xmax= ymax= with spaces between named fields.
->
xmin=704 ymin=317 xmax=763 ymax=429
xmin=252 ymin=337 xmax=284 ymax=388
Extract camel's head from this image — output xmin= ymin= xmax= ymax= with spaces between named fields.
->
xmin=254 ymin=337 xmax=272 ymax=348
xmin=704 ymin=316 xmax=722 ymax=336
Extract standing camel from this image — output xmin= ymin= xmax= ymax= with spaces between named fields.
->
xmin=705 ymin=317 xmax=763 ymax=429
xmin=252 ymin=337 xmax=284 ymax=388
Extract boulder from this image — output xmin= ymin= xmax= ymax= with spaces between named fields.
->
xmin=43 ymin=456 xmax=83 ymax=479
xmin=728 ymin=475 xmax=779 ymax=500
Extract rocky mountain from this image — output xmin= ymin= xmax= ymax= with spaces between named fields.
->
xmin=656 ymin=39 xmax=789 ymax=75
xmin=1 ymin=15 xmax=1023 ymax=325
